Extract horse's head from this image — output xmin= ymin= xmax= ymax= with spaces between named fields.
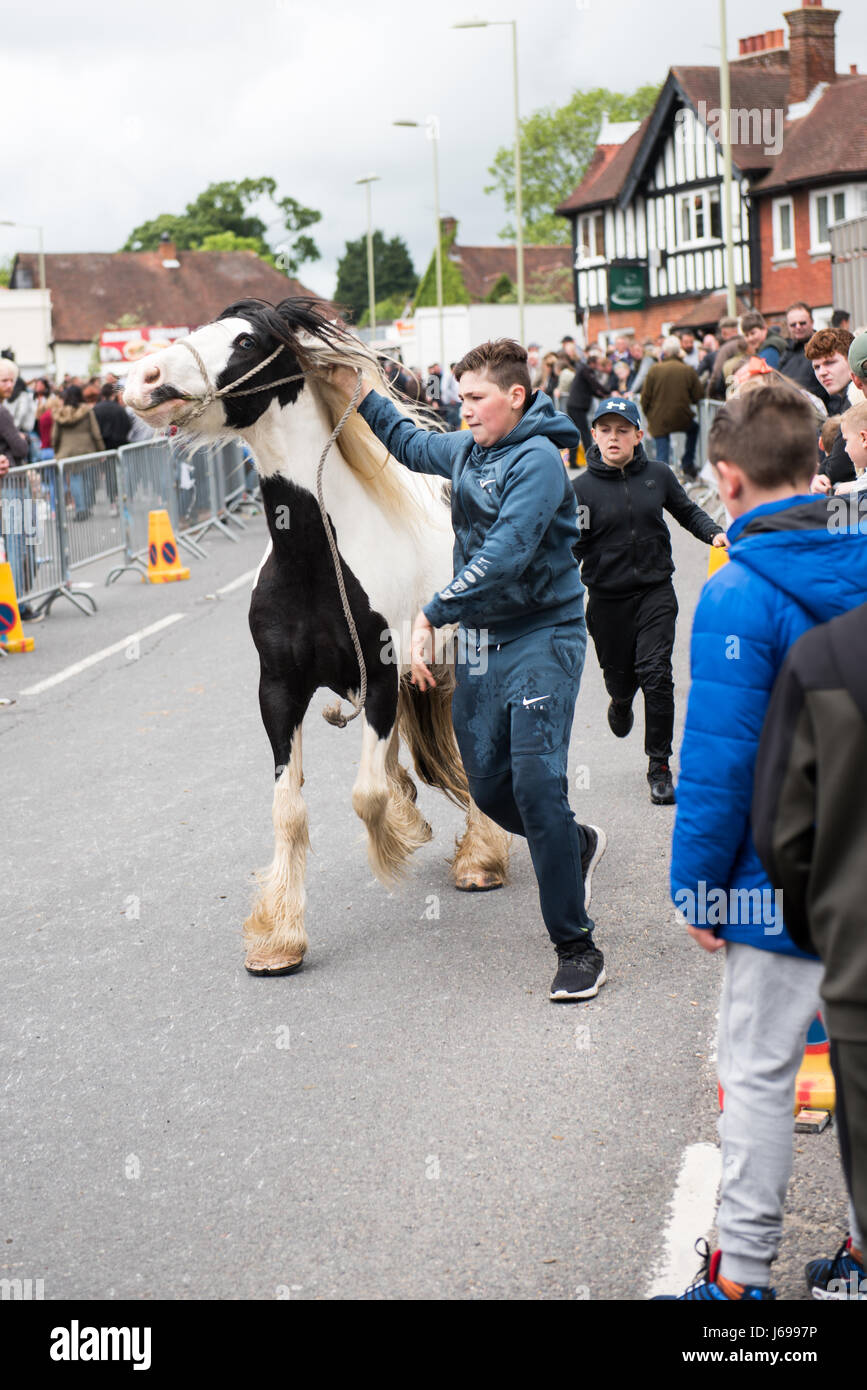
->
xmin=123 ymin=297 xmax=345 ymax=435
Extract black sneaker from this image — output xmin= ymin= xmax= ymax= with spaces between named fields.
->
xmin=550 ymin=939 xmax=606 ymax=1002
xmin=607 ymin=698 xmax=634 ymax=738
xmin=805 ymin=1237 xmax=865 ymax=1300
xmin=648 ymin=760 xmax=676 ymax=805
xmin=579 ymin=823 xmax=607 ymax=911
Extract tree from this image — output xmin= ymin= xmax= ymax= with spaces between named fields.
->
xmin=486 ymin=84 xmax=661 ymax=245
xmin=413 ymin=220 xmax=470 ymax=310
xmin=334 ymin=232 xmax=417 ymax=325
xmin=358 ymin=293 xmax=413 ymax=328
xmin=191 ymin=231 xmax=276 ymax=266
xmin=122 ymin=178 xmax=321 ymax=273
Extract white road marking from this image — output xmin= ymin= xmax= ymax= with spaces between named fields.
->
xmin=216 ymin=568 xmax=257 ymax=595
xmin=20 ymin=614 xmax=186 ymax=696
xmin=645 ymin=1141 xmax=722 ymax=1298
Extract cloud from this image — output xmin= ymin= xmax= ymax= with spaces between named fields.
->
xmin=3 ymin=0 xmax=865 ymax=301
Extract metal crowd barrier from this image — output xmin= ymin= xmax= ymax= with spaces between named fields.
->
xmin=1 ymin=459 xmax=97 ymax=617
xmin=1 ymin=435 xmax=260 ymax=614
xmin=696 ymin=398 xmax=725 ymax=472
xmin=105 ymin=438 xmax=252 ymax=583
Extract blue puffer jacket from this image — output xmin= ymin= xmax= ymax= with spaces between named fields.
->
xmin=358 ymin=389 xmax=583 ymax=643
xmin=671 ymin=494 xmax=867 ymax=956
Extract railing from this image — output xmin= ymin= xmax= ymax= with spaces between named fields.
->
xmin=0 ymin=437 xmax=257 ymax=616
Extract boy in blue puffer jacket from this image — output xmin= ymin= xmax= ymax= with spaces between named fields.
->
xmin=333 ymin=339 xmax=608 ymax=1003
xmin=661 ymin=385 xmax=867 ymax=1301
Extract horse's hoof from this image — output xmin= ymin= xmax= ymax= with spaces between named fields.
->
xmin=244 ymin=950 xmax=305 ymax=976
xmin=453 ymin=871 xmax=504 ymax=892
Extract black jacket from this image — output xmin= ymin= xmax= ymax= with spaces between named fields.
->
xmin=779 ymin=339 xmax=830 ymax=407
xmin=752 ymin=600 xmax=867 ymax=1042
xmin=571 ymin=442 xmax=722 ymax=594
xmin=567 ymin=361 xmax=608 ymax=412
xmin=825 ymin=427 xmax=857 ymax=486
xmin=0 ymin=403 xmax=28 ymax=464
xmin=93 ymin=400 xmax=132 ymax=451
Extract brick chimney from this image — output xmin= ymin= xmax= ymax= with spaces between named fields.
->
xmin=157 ymin=230 xmax=179 ymax=267
xmin=784 ymin=1 xmax=839 ymax=106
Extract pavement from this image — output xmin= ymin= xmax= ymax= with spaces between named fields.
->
xmin=0 ymin=499 xmax=849 ymax=1301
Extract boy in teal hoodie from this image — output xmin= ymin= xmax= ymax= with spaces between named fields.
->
xmin=334 ymin=339 xmax=607 ymax=1002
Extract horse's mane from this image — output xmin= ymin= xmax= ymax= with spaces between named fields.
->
xmin=218 ymin=297 xmax=447 ymax=529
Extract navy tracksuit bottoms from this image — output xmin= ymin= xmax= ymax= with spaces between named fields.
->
xmin=452 ymin=619 xmax=594 ymax=946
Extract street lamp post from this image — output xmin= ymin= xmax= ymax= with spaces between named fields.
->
xmin=453 ymin=18 xmax=525 ymax=343
xmin=355 ymin=175 xmax=380 ymax=343
xmin=1 ymin=218 xmax=49 ymax=369
xmin=393 ymin=116 xmax=445 ymax=366
xmin=718 ymin=0 xmax=737 ymax=318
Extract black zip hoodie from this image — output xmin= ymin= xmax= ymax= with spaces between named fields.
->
xmin=571 ymin=442 xmax=722 ymax=595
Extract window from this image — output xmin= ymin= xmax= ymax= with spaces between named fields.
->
xmin=576 ymin=212 xmax=606 ymax=263
xmin=809 ymin=186 xmax=863 ymax=251
xmin=772 ymin=197 xmax=795 ymax=260
xmin=674 ymin=188 xmax=723 ymax=247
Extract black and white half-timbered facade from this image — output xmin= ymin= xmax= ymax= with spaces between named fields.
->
xmin=557 ymin=1 xmax=867 ymax=339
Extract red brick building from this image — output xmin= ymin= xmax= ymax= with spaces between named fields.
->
xmin=557 ymin=1 xmax=867 ymax=340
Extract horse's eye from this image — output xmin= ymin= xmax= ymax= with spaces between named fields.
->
xmin=237 ymin=335 xmax=256 ymax=351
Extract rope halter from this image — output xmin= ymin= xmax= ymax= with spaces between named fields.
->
xmin=174 ymin=335 xmax=309 ymax=419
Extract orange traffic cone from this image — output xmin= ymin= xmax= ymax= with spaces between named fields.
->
xmin=795 ymin=1012 xmax=835 ymax=1113
xmin=147 ymin=510 xmax=190 ymax=584
xmin=0 ymin=561 xmax=35 ymax=652
xmin=718 ymin=1013 xmax=835 ymax=1116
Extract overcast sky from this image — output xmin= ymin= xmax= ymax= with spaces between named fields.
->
xmin=3 ymin=0 xmax=866 ymax=299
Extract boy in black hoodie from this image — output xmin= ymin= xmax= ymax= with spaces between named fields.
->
xmin=572 ymin=397 xmax=727 ymax=803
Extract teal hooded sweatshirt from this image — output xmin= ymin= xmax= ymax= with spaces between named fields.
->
xmin=358 ymin=388 xmax=583 ymax=643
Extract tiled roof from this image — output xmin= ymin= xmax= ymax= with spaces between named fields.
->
xmin=448 ymin=242 xmax=572 ymax=302
xmin=669 ymin=291 xmax=752 ymax=329
xmin=756 ymin=73 xmax=867 ymax=191
xmin=556 ymin=123 xmax=649 ymax=213
xmin=12 ymin=250 xmax=318 ymax=343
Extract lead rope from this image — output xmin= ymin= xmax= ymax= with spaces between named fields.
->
xmin=173 ymin=340 xmax=368 ymax=725
xmin=318 ymin=369 xmax=368 ymax=727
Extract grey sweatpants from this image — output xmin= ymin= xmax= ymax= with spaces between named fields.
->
xmin=717 ymin=942 xmax=863 ymax=1287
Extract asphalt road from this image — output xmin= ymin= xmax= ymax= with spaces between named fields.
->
xmin=1 ymin=502 xmax=848 ymax=1301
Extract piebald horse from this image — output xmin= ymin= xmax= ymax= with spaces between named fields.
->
xmin=124 ymin=297 xmax=510 ymax=975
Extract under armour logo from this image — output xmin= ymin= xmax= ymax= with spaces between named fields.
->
xmin=604 ymin=399 xmax=627 ymax=411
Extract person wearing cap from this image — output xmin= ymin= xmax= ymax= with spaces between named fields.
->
xmin=572 ymin=396 xmax=727 ymax=804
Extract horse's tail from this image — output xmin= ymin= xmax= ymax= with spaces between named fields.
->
xmin=397 ymin=666 xmax=469 ymax=810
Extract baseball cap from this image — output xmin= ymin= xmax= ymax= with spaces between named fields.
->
xmin=592 ymin=397 xmax=641 ymax=428
xmin=849 ymin=330 xmax=867 ymax=381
